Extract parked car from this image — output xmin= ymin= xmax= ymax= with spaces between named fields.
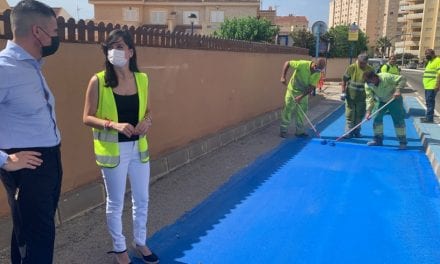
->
xmin=406 ymin=62 xmax=417 ymax=69
xmin=368 ymin=58 xmax=387 ymax=72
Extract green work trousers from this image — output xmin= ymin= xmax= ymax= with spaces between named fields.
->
xmin=345 ymin=97 xmax=366 ymax=135
xmin=372 ymin=97 xmax=407 ymax=144
xmin=280 ymin=88 xmax=308 ymax=135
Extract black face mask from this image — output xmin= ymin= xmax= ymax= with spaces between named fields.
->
xmin=42 ymin=36 xmax=60 ymax=57
xmin=426 ymin=55 xmax=433 ymax=61
xmin=37 ymin=26 xmax=60 ymax=57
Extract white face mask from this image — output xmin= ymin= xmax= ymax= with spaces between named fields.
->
xmin=107 ymin=49 xmax=128 ymax=67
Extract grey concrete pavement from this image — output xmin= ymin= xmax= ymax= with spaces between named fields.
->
xmin=0 ymin=84 xmax=347 ymax=263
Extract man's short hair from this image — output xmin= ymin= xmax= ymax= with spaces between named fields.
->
xmin=316 ymin=57 xmax=326 ymax=68
xmin=11 ymin=0 xmax=56 ymax=37
xmin=357 ymin=53 xmax=368 ymax=63
xmin=425 ymin=49 xmax=436 ymax=56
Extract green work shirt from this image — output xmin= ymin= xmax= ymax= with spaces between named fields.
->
xmin=343 ymin=63 xmax=374 ymax=101
xmin=365 ymin=72 xmax=407 ymax=112
xmin=423 ymin=57 xmax=440 ymax=90
xmin=380 ymin=64 xmax=400 ymax=75
xmin=287 ymin=60 xmax=321 ymax=92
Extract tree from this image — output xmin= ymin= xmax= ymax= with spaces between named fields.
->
xmin=323 ymin=25 xmax=368 ymax=58
xmin=215 ymin=17 xmax=279 ymax=43
xmin=290 ymin=29 xmax=334 ymax=57
xmin=290 ymin=29 xmax=315 ymax=49
xmin=375 ymin=37 xmax=392 ymax=57
xmin=395 ymin=52 xmax=417 ymax=65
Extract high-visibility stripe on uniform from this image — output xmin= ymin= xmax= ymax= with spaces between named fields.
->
xmin=93 ymin=131 xmax=119 ymax=142
xmin=348 ymin=81 xmax=365 ymax=91
xmin=95 ymin=154 xmax=120 ymax=166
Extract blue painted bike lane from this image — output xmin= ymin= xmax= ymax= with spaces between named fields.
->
xmin=144 ymin=97 xmax=440 ymax=264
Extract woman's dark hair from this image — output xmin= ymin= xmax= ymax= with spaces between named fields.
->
xmin=101 ymin=29 xmax=139 ymax=88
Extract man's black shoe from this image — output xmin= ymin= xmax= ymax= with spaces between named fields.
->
xmin=420 ymin=117 xmax=434 ymax=123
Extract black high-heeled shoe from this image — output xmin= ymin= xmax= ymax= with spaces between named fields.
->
xmin=131 ymin=242 xmax=159 ymax=264
xmin=107 ymin=249 xmax=132 ymax=264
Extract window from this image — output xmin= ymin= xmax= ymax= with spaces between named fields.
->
xmin=210 ymin=11 xmax=224 ymax=23
xmin=151 ymin=11 xmax=167 ymax=25
xmin=123 ymin=7 xmax=139 ymax=22
xmin=183 ymin=11 xmax=199 ymax=25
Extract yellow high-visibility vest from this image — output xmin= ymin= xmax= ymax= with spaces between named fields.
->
xmin=423 ymin=57 xmax=440 ymax=90
xmin=380 ymin=64 xmax=400 ymax=75
xmin=92 ymin=71 xmax=149 ymax=167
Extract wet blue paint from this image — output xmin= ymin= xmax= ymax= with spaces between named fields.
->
xmin=145 ymin=100 xmax=440 ymax=264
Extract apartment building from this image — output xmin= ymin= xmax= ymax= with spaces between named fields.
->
xmin=395 ymin=0 xmax=440 ymax=59
xmin=275 ymin=15 xmax=308 ymax=46
xmin=257 ymin=6 xmax=276 ymax=24
xmin=257 ymin=7 xmax=309 ymax=46
xmin=329 ymin=0 xmax=400 ymax=50
xmin=275 ymin=15 xmax=308 ymax=33
xmin=89 ymin=0 xmax=260 ymax=35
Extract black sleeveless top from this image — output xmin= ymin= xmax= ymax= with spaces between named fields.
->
xmin=113 ymin=93 xmax=139 ymax=142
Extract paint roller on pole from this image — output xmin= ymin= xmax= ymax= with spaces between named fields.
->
xmin=330 ymin=97 xmax=396 ymax=145
xmin=297 ymin=104 xmax=329 ymax=145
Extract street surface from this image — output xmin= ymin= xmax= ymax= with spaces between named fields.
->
xmin=402 ymin=69 xmax=440 ymax=118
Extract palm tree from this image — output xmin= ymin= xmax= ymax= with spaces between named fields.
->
xmin=375 ymin=37 xmax=392 ymax=58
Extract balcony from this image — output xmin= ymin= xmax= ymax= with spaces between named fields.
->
xmin=410 ymin=22 xmax=422 ymax=27
xmin=397 ymin=17 xmax=405 ymax=23
xmin=395 ymin=41 xmax=404 ymax=48
xmin=406 ymin=40 xmax=420 ymax=47
xmin=404 ymin=4 xmax=424 ymax=11
xmin=407 ymin=13 xmax=423 ymax=20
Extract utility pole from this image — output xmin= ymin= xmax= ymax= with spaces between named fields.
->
xmin=76 ymin=0 xmax=81 ymax=21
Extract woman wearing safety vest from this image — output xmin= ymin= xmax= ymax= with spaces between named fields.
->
xmin=83 ymin=29 xmax=158 ymax=264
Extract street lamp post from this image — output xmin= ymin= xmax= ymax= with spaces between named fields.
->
xmin=401 ymin=36 xmax=405 ymax=66
xmin=188 ymin=13 xmax=197 ymax=34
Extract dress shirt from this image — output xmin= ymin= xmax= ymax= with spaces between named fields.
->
xmin=0 ymin=41 xmax=61 ymax=167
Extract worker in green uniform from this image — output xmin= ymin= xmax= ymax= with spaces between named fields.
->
xmin=420 ymin=49 xmax=440 ymax=123
xmin=279 ymin=58 xmax=326 ymax=138
xmin=363 ymin=71 xmax=407 ymax=150
xmin=341 ymin=54 xmax=374 ymax=138
xmin=380 ymin=55 xmax=400 ymax=75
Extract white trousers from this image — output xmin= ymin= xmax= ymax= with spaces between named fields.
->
xmin=101 ymin=141 xmax=151 ymax=252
